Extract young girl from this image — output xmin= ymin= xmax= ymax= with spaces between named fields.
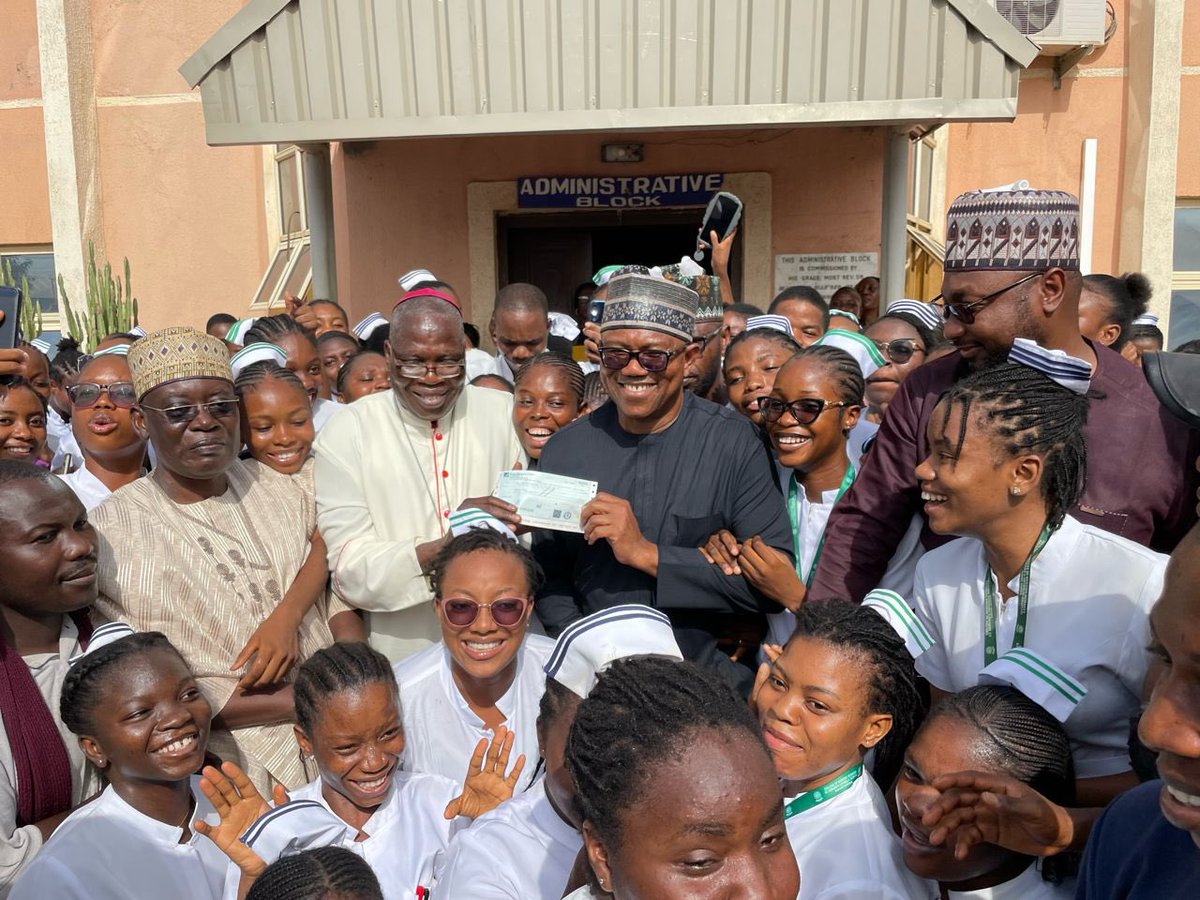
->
xmin=722 ymin=327 xmax=802 ymax=428
xmin=246 ymin=847 xmax=382 ymax=900
xmin=11 ymin=629 xmax=231 ymax=899
xmin=395 ymin=530 xmax=553 ymax=791
xmin=755 ymin=602 xmax=934 ymax=899
xmin=0 ymin=379 xmax=48 ymax=464
xmin=308 ymin=300 xmax=350 ymax=338
xmin=565 ymin=655 xmax=800 ymax=900
xmin=896 ymin=685 xmax=1075 ymax=899
xmin=244 ymin=316 xmax=339 ymax=430
xmin=335 ymin=351 xmax=390 ymax=404
xmin=316 ymin=331 xmax=359 ymax=401
xmin=912 ymin=348 xmax=1167 ymax=806
xmin=512 ymin=351 xmax=584 ymax=464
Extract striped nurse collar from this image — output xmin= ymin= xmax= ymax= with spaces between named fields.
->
xmin=239 ymin=799 xmax=351 ymax=864
xmin=861 ymin=590 xmax=934 ymax=659
xmin=543 ymin=605 xmax=682 ymax=699
xmin=978 ymin=647 xmax=1087 ymax=723
xmin=1008 ymin=338 xmax=1092 ymax=395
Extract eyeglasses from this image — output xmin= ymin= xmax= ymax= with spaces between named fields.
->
xmin=691 ymin=330 xmax=721 ymax=349
xmin=598 ymin=347 xmax=679 ymax=373
xmin=760 ymin=397 xmax=850 ymax=426
xmin=139 ymin=399 xmax=239 ymax=425
xmin=438 ymin=597 xmax=530 ymax=628
xmin=933 ymin=272 xmax=1042 ymax=325
xmin=66 ymin=381 xmax=137 ymax=409
xmin=394 ymin=361 xmax=465 ymax=379
xmin=871 ymin=340 xmax=925 ymax=365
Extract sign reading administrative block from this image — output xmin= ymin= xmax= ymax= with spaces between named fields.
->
xmin=517 ymin=174 xmax=723 ymax=209
xmin=774 ymin=252 xmax=879 ymax=300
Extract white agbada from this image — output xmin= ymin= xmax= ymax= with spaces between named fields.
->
xmin=784 ymin=772 xmax=936 ymax=900
xmin=945 ymin=860 xmax=1073 ymax=899
xmin=314 ymin=386 xmax=523 ymax=660
xmin=9 ymin=778 xmax=228 ymax=900
xmin=435 ymin=778 xmax=581 ymax=899
xmin=393 ymin=635 xmax=553 ymax=792
xmin=912 ymin=515 xmax=1166 ymax=778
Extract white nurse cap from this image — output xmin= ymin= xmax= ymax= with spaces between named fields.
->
xmin=240 ymin=800 xmax=352 ymax=864
xmin=745 ymin=314 xmax=794 ymax=337
xmin=69 ymin=621 xmax=135 ymax=666
xmin=352 ymin=312 xmax=388 ymax=341
xmin=229 ymin=342 xmax=287 ymax=378
xmin=978 ymin=647 xmax=1087 ymax=723
xmin=543 ymin=605 xmax=682 ymax=699
xmin=813 ymin=329 xmax=885 ymax=380
xmin=398 ymin=268 xmax=437 ymax=291
xmin=448 ymin=507 xmax=517 ymax=542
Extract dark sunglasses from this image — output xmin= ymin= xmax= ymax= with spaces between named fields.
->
xmin=139 ymin=399 xmax=239 ymax=425
xmin=760 ymin=397 xmax=850 ymax=426
xmin=66 ymin=381 xmax=137 ymax=409
xmin=439 ymin=597 xmax=530 ymax=628
xmin=872 ymin=340 xmax=925 ymax=365
xmin=598 ymin=347 xmax=679 ymax=373
xmin=933 ymin=271 xmax=1041 ymax=325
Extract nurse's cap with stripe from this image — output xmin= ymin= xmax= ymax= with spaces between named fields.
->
xmin=745 ymin=314 xmax=794 ymax=337
xmin=223 ymin=318 xmax=259 ymax=347
xmin=229 ymin=342 xmax=287 ymax=379
xmin=91 ymin=343 xmax=131 ymax=358
xmin=978 ymin=647 xmax=1087 ymax=723
xmin=352 ymin=311 xmax=388 ymax=341
xmin=1008 ymin=338 xmax=1092 ymax=394
xmin=239 ymin=800 xmax=352 ymax=865
xmin=69 ymin=621 xmax=135 ymax=666
xmin=448 ymin=507 xmax=517 ymax=542
xmin=886 ymin=299 xmax=944 ymax=332
xmin=398 ymin=268 xmax=437 ymax=291
xmin=861 ymin=590 xmax=934 ymax=660
xmin=813 ymin=328 xmax=885 ymax=380
xmin=543 ymin=605 xmax=683 ymax=699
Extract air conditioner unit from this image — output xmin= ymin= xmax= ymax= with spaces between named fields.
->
xmin=991 ymin=0 xmax=1108 ymax=56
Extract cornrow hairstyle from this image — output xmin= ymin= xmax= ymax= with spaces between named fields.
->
xmin=927 ymin=684 xmax=1075 ymax=808
xmin=336 ymin=351 xmax=387 ymax=398
xmin=938 ymin=362 xmax=1089 ymax=529
xmin=244 ymin=314 xmax=318 ymax=349
xmin=787 ymin=603 xmax=925 ymax=789
xmin=49 ymin=337 xmax=87 ymax=382
xmin=245 ymin=846 xmax=384 ymax=900
xmin=60 ymin=632 xmax=184 ymax=735
xmin=316 ymin=330 xmax=361 ymax=351
xmin=293 ymin=642 xmax=397 ymax=737
xmin=0 ymin=377 xmax=48 ymax=415
xmin=770 ymin=286 xmax=830 ymax=330
xmin=582 ymin=371 xmax=607 ymax=411
xmin=565 ymin=655 xmax=763 ymax=848
xmin=537 ymin=677 xmax=581 ymax=734
xmin=1082 ymin=272 xmax=1152 ymax=352
xmin=873 ymin=311 xmax=943 ymax=353
xmin=513 ymin=351 xmax=585 ymax=405
xmin=722 ymin=327 xmax=802 ymax=378
xmin=425 ymin=529 xmax=545 ymax=599
xmin=796 ymin=344 xmax=866 ymax=406
xmin=233 ymin=360 xmax=308 ymax=400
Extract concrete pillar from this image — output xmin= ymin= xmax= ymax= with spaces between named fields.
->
xmin=301 ymin=144 xmax=337 ymax=301
xmin=880 ymin=129 xmax=910 ymax=308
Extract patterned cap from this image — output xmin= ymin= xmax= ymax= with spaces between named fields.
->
xmin=600 ymin=273 xmax=699 ymax=343
xmin=661 ymin=266 xmax=722 ymax=327
xmin=885 ymin=299 xmax=944 ymax=332
xmin=944 ymin=189 xmax=1080 ymax=272
xmin=128 ymin=326 xmax=233 ymax=398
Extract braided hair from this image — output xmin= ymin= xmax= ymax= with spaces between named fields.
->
xmin=425 ymin=529 xmax=544 ymax=599
xmin=565 ymin=655 xmax=762 ymax=847
xmin=582 ymin=371 xmax=607 ymax=411
xmin=938 ymin=363 xmax=1088 ymax=529
xmin=723 ymin=327 xmax=803 ymax=378
xmin=233 ymin=360 xmax=308 ymax=400
xmin=928 ymin=684 xmax=1075 ymax=807
xmin=335 ymin=351 xmax=387 ymax=398
xmin=60 ymin=632 xmax=184 ymax=735
xmin=513 ymin=351 xmax=585 ymax=405
xmin=1083 ymin=273 xmax=1152 ymax=352
xmin=796 ymin=344 xmax=865 ymax=406
xmin=245 ymin=314 xmax=317 ymax=349
xmin=49 ymin=337 xmax=87 ymax=382
xmin=787 ymin=603 xmax=925 ymax=789
xmin=293 ymin=642 xmax=397 ymax=737
xmin=245 ymin=846 xmax=384 ymax=900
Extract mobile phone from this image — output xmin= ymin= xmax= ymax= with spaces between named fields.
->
xmin=587 ymin=298 xmax=606 ymax=325
xmin=694 ymin=191 xmax=744 ymax=269
xmin=0 ymin=287 xmax=22 ymax=350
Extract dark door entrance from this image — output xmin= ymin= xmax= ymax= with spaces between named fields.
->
xmin=498 ymin=209 xmax=742 ymax=316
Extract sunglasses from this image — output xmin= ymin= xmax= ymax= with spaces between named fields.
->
xmin=598 ymin=347 xmax=679 ymax=373
xmin=760 ymin=397 xmax=850 ymax=426
xmin=871 ymin=340 xmax=925 ymax=365
xmin=67 ymin=381 xmax=137 ymax=409
xmin=439 ymin=596 xmax=530 ymax=628
xmin=933 ymin=271 xmax=1041 ymax=325
xmin=139 ymin=399 xmax=239 ymax=425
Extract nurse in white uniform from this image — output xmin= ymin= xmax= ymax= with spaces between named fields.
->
xmin=393 ymin=528 xmax=553 ymax=791
xmin=435 ymin=605 xmax=683 ymax=899
xmin=755 ymin=596 xmax=936 ymax=899
xmin=910 ymin=341 xmax=1166 ymax=805
xmin=11 ymin=626 xmax=231 ymax=899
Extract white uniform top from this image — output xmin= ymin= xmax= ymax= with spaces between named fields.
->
xmin=785 ymin=772 xmax=936 ymax=900
xmin=393 ymin=635 xmax=554 ymax=792
xmin=945 ymin=860 xmax=1073 ymax=899
xmin=10 ymin=778 xmax=228 ymax=900
xmin=287 ymin=773 xmax=460 ymax=900
xmin=913 ymin=515 xmax=1166 ymax=778
xmin=47 ymin=407 xmax=82 ymax=470
xmin=765 ymin=475 xmax=837 ymax=651
xmin=310 ymin=397 xmax=342 ymax=433
xmin=435 ymin=778 xmax=581 ymax=899
xmin=56 ymin=465 xmax=121 ymax=512
xmin=564 ymin=888 xmax=603 ymax=900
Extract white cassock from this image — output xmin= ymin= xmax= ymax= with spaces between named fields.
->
xmin=912 ymin=515 xmax=1166 ymax=779
xmin=435 ymin=778 xmax=581 ymax=899
xmin=945 ymin=861 xmax=1073 ymax=899
xmin=785 ymin=772 xmax=936 ymax=900
xmin=9 ymin=778 xmax=229 ymax=900
xmin=393 ymin=635 xmax=553 ymax=792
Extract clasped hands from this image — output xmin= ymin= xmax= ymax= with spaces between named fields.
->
xmin=700 ymin=529 xmax=805 ymax=611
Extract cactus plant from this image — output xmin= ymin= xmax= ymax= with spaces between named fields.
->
xmin=0 ymin=258 xmax=43 ymax=342
xmin=58 ymin=241 xmax=139 ymax=351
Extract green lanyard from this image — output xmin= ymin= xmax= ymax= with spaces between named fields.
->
xmin=788 ymin=464 xmax=855 ymax=589
xmin=982 ymin=523 xmax=1054 ymax=666
xmin=783 ymin=765 xmax=863 ymax=819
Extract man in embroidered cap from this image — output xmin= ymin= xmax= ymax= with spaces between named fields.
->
xmin=809 ymin=188 xmax=1200 ymax=604
xmin=314 ymin=290 xmax=524 ymax=662
xmin=90 ymin=327 xmax=355 ymax=793
xmin=534 ymin=272 xmax=792 ymax=695
xmin=666 ymin=269 xmax=726 ymax=402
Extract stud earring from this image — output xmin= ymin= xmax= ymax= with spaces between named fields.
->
xmin=1010 ymin=486 xmax=1022 ymax=496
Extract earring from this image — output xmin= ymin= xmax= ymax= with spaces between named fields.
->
xmin=599 ymin=880 xmax=608 ymax=892
xmin=1010 ymin=486 xmax=1022 ymax=496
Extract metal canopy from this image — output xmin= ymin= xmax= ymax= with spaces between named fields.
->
xmin=180 ymin=0 xmax=1037 ymax=146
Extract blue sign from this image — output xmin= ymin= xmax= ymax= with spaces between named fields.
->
xmin=517 ymin=173 xmax=723 ymax=209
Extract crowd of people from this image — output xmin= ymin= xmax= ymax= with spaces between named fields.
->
xmin=1 ymin=185 xmax=1199 ymax=899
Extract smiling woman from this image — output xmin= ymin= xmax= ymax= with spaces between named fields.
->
xmin=0 ymin=379 xmax=48 ymax=464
